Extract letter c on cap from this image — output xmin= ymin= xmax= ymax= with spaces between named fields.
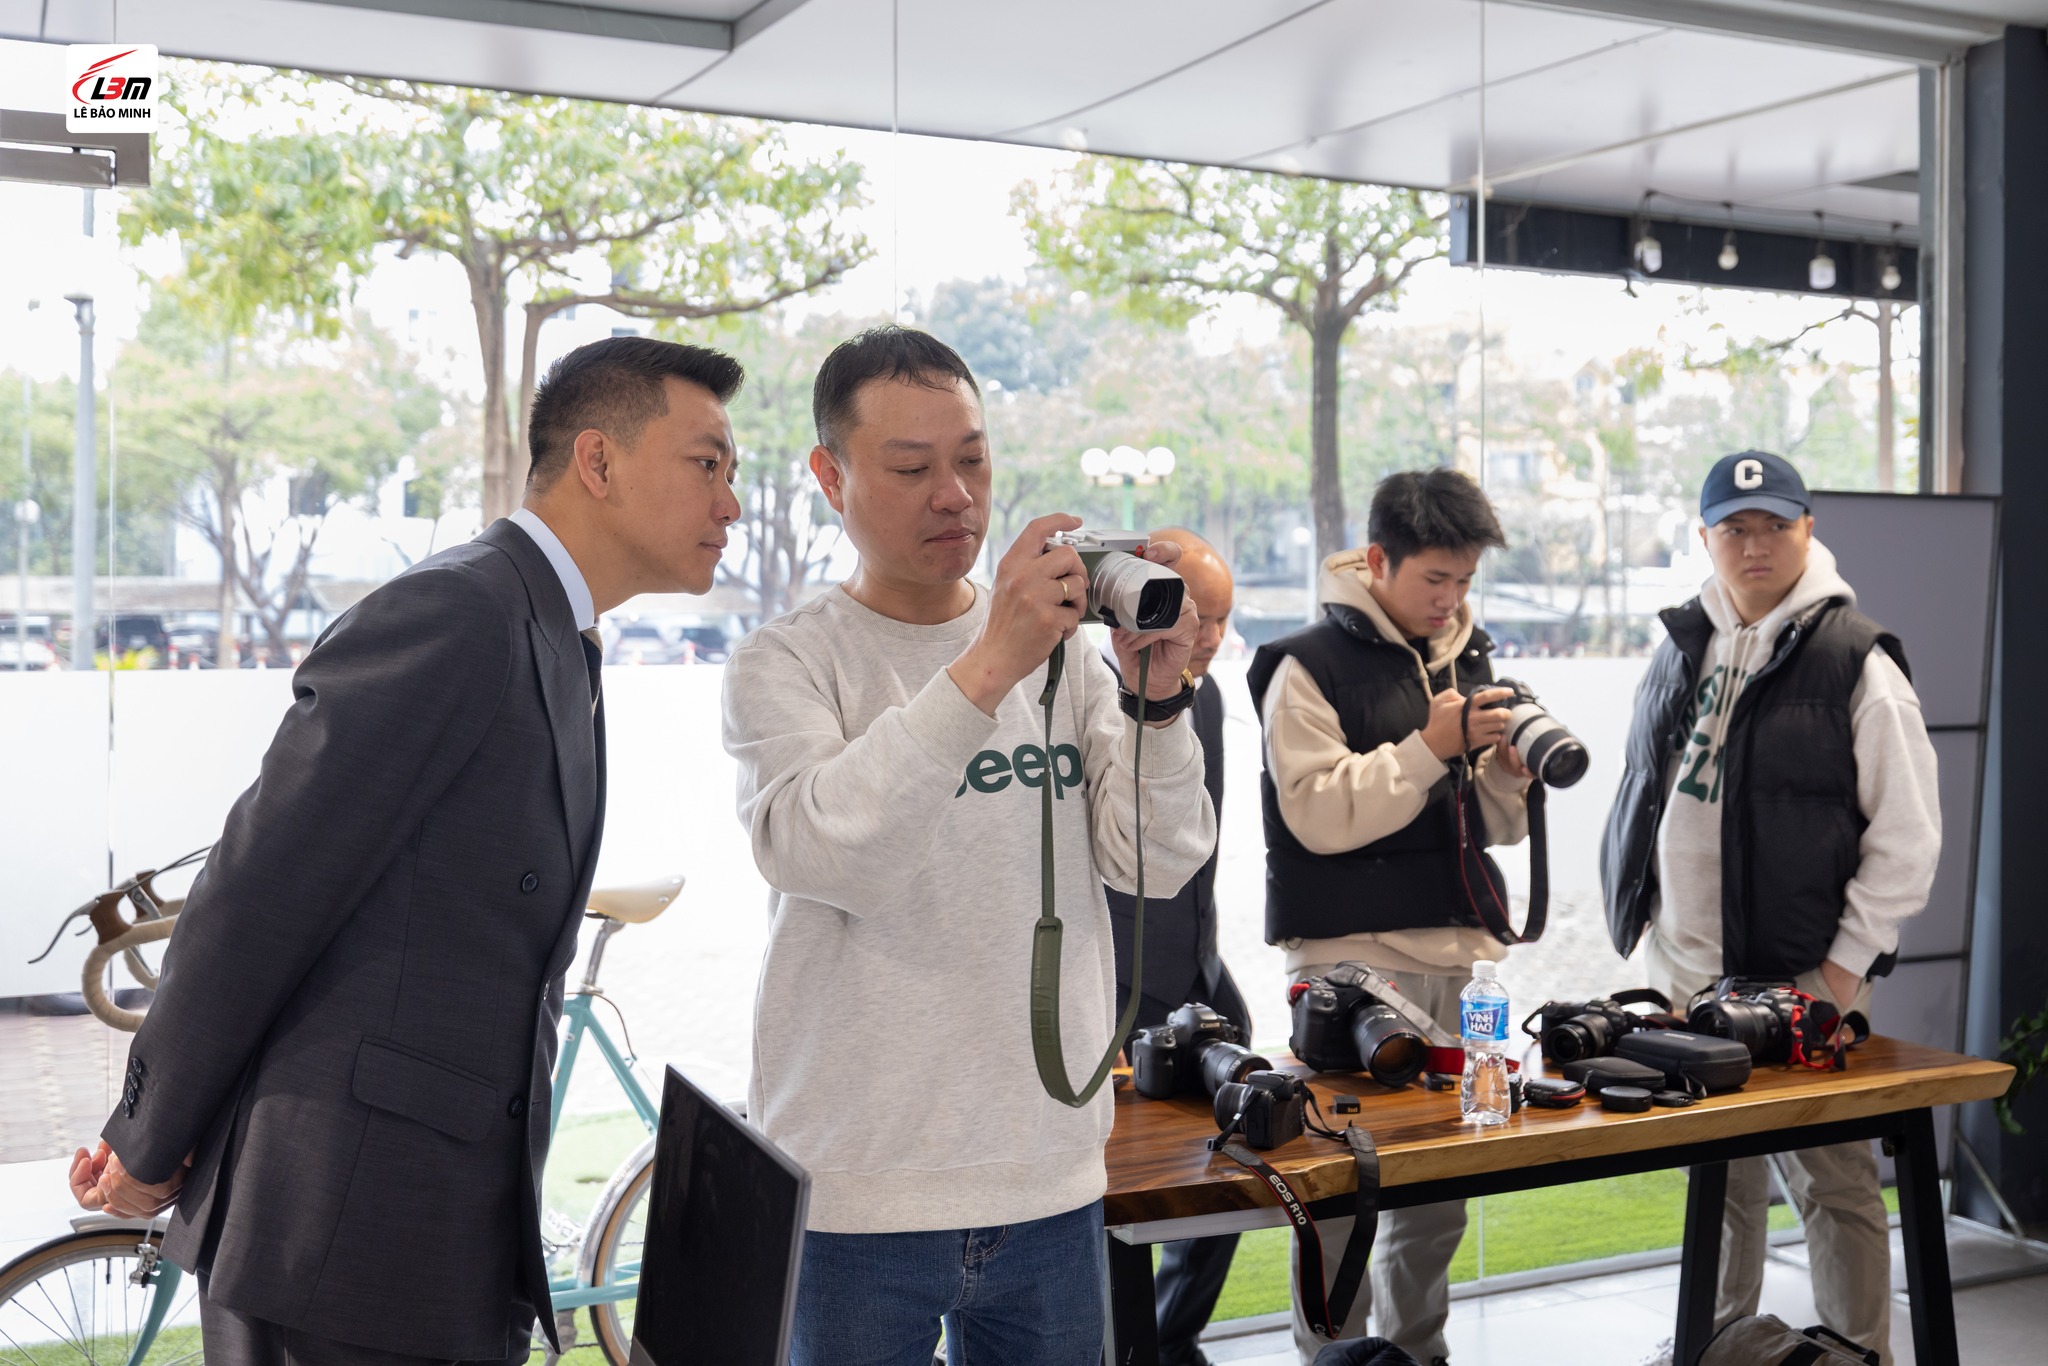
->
xmin=1735 ymin=459 xmax=1765 ymax=490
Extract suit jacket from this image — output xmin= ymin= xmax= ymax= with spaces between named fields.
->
xmin=101 ymin=519 xmax=606 ymax=1360
xmin=1106 ymin=674 xmax=1225 ymax=1016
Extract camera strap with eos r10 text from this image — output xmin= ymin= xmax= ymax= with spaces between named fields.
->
xmin=1029 ymin=644 xmax=1150 ymax=1108
xmin=1453 ymin=692 xmax=1548 ymax=945
xmin=1212 ymin=1117 xmax=1380 ymax=1341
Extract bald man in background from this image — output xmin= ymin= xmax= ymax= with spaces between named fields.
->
xmin=1104 ymin=527 xmax=1246 ymax=1366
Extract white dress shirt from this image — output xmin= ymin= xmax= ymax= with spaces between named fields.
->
xmin=507 ymin=507 xmax=596 ymax=632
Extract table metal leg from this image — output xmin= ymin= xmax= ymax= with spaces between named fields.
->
xmin=1894 ymin=1107 xmax=1960 ymax=1366
xmin=1102 ymin=1234 xmax=1160 ymax=1366
xmin=1675 ymin=1160 xmax=1728 ymax=1366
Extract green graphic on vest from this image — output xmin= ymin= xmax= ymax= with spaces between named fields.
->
xmin=955 ymin=743 xmax=1084 ymax=798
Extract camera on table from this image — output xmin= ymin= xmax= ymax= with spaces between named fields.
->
xmin=1212 ymin=1070 xmax=1308 ymax=1150
xmin=1688 ymin=978 xmax=1845 ymax=1067
xmin=1288 ymin=965 xmax=1428 ymax=1088
xmin=1131 ymin=1003 xmax=1269 ymax=1101
xmin=1042 ymin=530 xmax=1185 ymax=631
xmin=1522 ymin=989 xmax=1680 ymax=1064
xmin=1480 ymin=678 xmax=1589 ymax=787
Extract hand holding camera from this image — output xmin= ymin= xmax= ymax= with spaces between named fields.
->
xmin=1421 ymin=685 xmax=1512 ymax=760
xmin=1042 ymin=529 xmax=1199 ymax=705
xmin=949 ymin=514 xmax=1090 ymax=716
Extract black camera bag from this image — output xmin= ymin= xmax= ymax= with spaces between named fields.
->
xmin=1617 ymin=1030 xmax=1753 ymax=1094
xmin=1562 ymin=1056 xmax=1666 ymax=1095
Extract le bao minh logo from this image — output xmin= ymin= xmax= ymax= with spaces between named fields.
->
xmin=65 ymin=45 xmax=160 ymax=132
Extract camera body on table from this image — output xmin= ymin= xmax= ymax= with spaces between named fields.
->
xmin=1689 ymin=977 xmax=1854 ymax=1069
xmin=1212 ymin=1070 xmax=1309 ymax=1150
xmin=1288 ymin=965 xmax=1428 ymax=1088
xmin=1522 ymin=988 xmax=1682 ymax=1063
xmin=1131 ymin=1003 xmax=1269 ymax=1102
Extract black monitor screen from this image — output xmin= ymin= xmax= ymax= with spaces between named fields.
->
xmin=630 ymin=1066 xmax=809 ymax=1366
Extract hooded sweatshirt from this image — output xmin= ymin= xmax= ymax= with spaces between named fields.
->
xmin=1260 ymin=549 xmax=1531 ymax=979
xmin=1651 ymin=538 xmax=1941 ymax=982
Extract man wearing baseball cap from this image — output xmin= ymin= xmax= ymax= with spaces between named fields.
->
xmin=1602 ymin=450 xmax=1941 ymax=1362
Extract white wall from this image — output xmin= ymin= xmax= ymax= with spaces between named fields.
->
xmin=0 ymin=656 xmax=1657 ymax=1107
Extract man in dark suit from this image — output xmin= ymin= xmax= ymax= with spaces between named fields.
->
xmin=1106 ymin=527 xmax=1247 ymax=1366
xmin=67 ymin=336 xmax=744 ymax=1365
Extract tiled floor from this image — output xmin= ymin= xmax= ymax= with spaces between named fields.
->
xmin=1185 ymin=1222 xmax=2048 ymax=1366
xmin=0 ymin=1000 xmax=125 ymax=1166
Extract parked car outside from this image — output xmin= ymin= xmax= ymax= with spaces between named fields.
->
xmin=606 ymin=620 xmax=675 ymax=667
xmin=0 ymin=619 xmax=57 ymax=671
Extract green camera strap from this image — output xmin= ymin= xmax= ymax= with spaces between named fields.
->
xmin=1030 ymin=642 xmax=1148 ymax=1109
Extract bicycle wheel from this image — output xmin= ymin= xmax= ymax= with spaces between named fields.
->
xmin=584 ymin=1141 xmax=654 ymax=1366
xmin=0 ymin=1228 xmax=204 ymax=1364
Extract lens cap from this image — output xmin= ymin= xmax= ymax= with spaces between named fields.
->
xmin=1599 ymin=1085 xmax=1654 ymax=1114
xmin=1651 ymin=1090 xmax=1697 ymax=1108
xmin=1523 ymin=1078 xmax=1585 ymax=1108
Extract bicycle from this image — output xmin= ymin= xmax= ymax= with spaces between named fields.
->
xmin=1 ymin=856 xmax=686 ymax=1366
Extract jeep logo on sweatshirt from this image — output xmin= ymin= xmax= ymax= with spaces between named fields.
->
xmin=955 ymin=743 xmax=1084 ymax=799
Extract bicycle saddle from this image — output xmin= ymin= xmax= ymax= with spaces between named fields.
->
xmin=585 ymin=874 xmax=685 ymax=923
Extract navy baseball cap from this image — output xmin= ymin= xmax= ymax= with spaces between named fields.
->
xmin=1700 ymin=450 xmax=1810 ymax=526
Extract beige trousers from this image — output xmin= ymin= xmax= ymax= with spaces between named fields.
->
xmin=1644 ymin=932 xmax=1894 ymax=1364
xmin=1287 ymin=967 xmax=1467 ymax=1366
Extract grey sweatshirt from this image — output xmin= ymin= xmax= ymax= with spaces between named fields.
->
xmin=721 ymin=585 xmax=1216 ymax=1233
xmin=1651 ymin=540 xmax=1941 ymax=981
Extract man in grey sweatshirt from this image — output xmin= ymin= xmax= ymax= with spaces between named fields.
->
xmin=722 ymin=327 xmax=1215 ymax=1366
xmin=1602 ymin=450 xmax=1941 ymax=1364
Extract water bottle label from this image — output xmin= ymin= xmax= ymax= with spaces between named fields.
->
xmin=1462 ymin=1002 xmax=1508 ymax=1042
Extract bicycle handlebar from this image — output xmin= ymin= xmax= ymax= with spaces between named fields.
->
xmin=82 ymin=917 xmax=175 ymax=1032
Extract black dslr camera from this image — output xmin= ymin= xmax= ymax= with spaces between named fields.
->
xmin=1288 ymin=966 xmax=1428 ymax=1088
xmin=1131 ymin=1003 xmax=1269 ymax=1101
xmin=1688 ymin=978 xmax=1850 ymax=1069
xmin=1212 ymin=1070 xmax=1308 ymax=1150
xmin=1521 ymin=988 xmax=1680 ymax=1063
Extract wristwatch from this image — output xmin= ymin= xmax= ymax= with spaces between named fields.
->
xmin=1119 ymin=668 xmax=1198 ymax=723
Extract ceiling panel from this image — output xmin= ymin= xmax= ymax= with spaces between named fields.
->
xmin=968 ymin=0 xmax=1655 ymax=164
xmin=667 ymin=0 xmax=1338 ymax=138
xmin=0 ymin=0 xmax=1985 ymax=247
xmin=16 ymin=0 xmax=726 ymax=104
xmin=1505 ymin=75 xmax=1922 ymax=231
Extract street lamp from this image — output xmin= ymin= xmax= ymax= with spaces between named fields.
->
xmin=1080 ymin=443 xmax=1176 ymax=530
xmin=55 ymin=200 xmax=114 ymax=670
xmin=18 ymin=298 xmax=36 ymax=653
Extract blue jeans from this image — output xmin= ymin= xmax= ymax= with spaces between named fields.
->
xmin=790 ymin=1199 xmax=1106 ymax=1366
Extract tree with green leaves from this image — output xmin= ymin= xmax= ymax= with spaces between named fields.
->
xmin=116 ymin=298 xmax=450 ymax=662
xmin=129 ymin=61 xmax=871 ymax=523
xmin=688 ymin=313 xmax=852 ymax=625
xmin=1017 ymin=160 xmax=1443 ymax=560
xmin=0 ymin=372 xmax=178 ymax=582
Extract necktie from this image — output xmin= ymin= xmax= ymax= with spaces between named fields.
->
xmin=580 ymin=627 xmax=604 ymax=715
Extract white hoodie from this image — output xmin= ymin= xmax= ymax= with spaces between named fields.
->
xmin=1651 ymin=539 xmax=1942 ymax=981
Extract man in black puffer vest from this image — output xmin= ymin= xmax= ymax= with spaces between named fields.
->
xmin=1249 ymin=470 xmax=1532 ymax=1366
xmin=1602 ymin=451 xmax=1940 ymax=1365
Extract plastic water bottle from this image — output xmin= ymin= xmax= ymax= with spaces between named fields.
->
xmin=1461 ymin=960 xmax=1512 ymax=1126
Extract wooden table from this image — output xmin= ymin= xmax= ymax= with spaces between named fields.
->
xmin=1101 ymin=1037 xmax=2013 ymax=1366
